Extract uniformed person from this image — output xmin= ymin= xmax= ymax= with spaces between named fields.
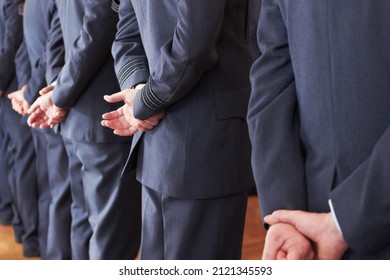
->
xmin=102 ymin=0 xmax=255 ymax=259
xmin=9 ymin=0 xmax=71 ymax=259
xmin=28 ymin=0 xmax=141 ymax=260
xmin=0 ymin=1 xmax=18 ymax=228
xmin=0 ymin=0 xmax=40 ymax=258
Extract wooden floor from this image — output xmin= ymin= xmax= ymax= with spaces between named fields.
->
xmin=0 ymin=196 xmax=265 ymax=260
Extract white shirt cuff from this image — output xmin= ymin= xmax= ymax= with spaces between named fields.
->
xmin=328 ymin=199 xmax=343 ymax=236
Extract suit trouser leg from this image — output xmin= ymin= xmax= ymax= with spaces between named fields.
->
xmin=2 ymin=103 xmax=40 ymax=256
xmin=45 ymin=132 xmax=72 ymax=260
xmin=0 ymin=108 xmax=14 ymax=224
xmin=63 ymin=137 xmax=91 ymax=260
xmin=1 ymin=100 xmax=23 ymax=242
xmin=6 ymin=142 xmax=24 ymax=243
xmin=31 ymin=129 xmax=51 ymax=259
xmin=141 ymin=186 xmax=248 ymax=260
xmin=69 ymin=139 xmax=141 ymax=260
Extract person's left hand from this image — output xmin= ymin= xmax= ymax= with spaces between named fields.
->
xmin=27 ymin=89 xmax=67 ymax=128
xmin=102 ymin=88 xmax=165 ymax=136
xmin=101 ymin=104 xmax=139 ymax=136
xmin=262 ymin=223 xmax=315 ymax=260
xmin=265 ymin=210 xmax=349 ymax=260
xmin=8 ymin=85 xmax=30 ymax=116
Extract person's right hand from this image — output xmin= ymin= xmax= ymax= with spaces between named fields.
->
xmin=27 ymin=90 xmax=67 ymax=128
xmin=265 ymin=210 xmax=349 ymax=260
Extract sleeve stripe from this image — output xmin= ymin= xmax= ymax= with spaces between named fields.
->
xmin=117 ymin=57 xmax=148 ymax=88
xmin=111 ymin=0 xmax=120 ymax=13
xmin=141 ymin=82 xmax=168 ymax=111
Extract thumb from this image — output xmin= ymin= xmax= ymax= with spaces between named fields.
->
xmin=27 ymin=101 xmax=41 ymax=115
xmin=104 ymin=91 xmax=124 ymax=103
xmin=264 ymin=210 xmax=305 ymax=226
xmin=7 ymin=91 xmax=16 ymax=99
xmin=265 ymin=210 xmax=327 ymax=244
xmin=39 ymin=85 xmax=54 ymax=96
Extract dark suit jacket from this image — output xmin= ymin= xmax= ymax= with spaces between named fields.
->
xmin=14 ymin=39 xmax=31 ymax=90
xmin=22 ymin=0 xmax=64 ymax=105
xmin=0 ymin=0 xmax=23 ymax=93
xmin=248 ymin=0 xmax=390 ymax=259
xmin=113 ymin=0 xmax=255 ymax=199
xmin=52 ymin=0 xmax=129 ymax=143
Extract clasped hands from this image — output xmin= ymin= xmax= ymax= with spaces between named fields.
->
xmin=8 ymin=84 xmax=67 ymax=128
xmin=101 ymin=87 xmax=164 ymax=136
xmin=262 ymin=210 xmax=348 ymax=260
xmin=8 ymin=85 xmax=30 ymax=116
xmin=27 ymin=85 xmax=68 ymax=128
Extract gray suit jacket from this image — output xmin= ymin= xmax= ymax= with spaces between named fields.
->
xmin=248 ymin=0 xmax=390 ymax=259
xmin=52 ymin=0 xmax=129 ymax=143
xmin=22 ymin=0 xmax=63 ymax=105
xmin=113 ymin=0 xmax=255 ymax=199
xmin=0 ymin=0 xmax=23 ymax=93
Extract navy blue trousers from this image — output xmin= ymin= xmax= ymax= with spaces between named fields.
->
xmin=64 ymin=138 xmax=141 ymax=260
xmin=45 ymin=132 xmax=72 ymax=259
xmin=31 ymin=129 xmax=51 ymax=259
xmin=141 ymin=186 xmax=248 ymax=260
xmin=2 ymin=97 xmax=40 ymax=257
xmin=0 ymin=106 xmax=13 ymax=224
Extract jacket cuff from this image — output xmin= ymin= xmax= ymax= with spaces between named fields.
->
xmin=133 ymin=81 xmax=162 ymax=120
xmin=117 ymin=58 xmax=149 ymax=90
xmin=52 ymin=87 xmax=68 ymax=109
xmin=111 ymin=0 xmax=120 ymax=13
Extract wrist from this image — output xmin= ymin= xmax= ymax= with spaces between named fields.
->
xmin=325 ymin=213 xmax=349 ymax=257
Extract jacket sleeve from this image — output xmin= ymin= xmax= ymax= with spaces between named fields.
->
xmin=23 ymin=41 xmax=47 ymax=104
xmin=0 ymin=0 xmax=23 ymax=91
xmin=52 ymin=0 xmax=118 ymax=109
xmin=45 ymin=0 xmax=64 ymax=85
xmin=329 ymin=126 xmax=390 ymax=255
xmin=14 ymin=39 xmax=31 ymax=89
xmin=112 ymin=0 xmax=149 ymax=91
xmin=23 ymin=1 xmax=64 ymax=105
xmin=132 ymin=0 xmax=227 ymax=120
xmin=247 ymin=0 xmax=307 ymax=220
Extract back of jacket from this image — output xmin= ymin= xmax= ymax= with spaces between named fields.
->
xmin=0 ymin=0 xmax=23 ymax=92
xmin=248 ymin=0 xmax=390 ymax=259
xmin=23 ymin=0 xmax=63 ymax=105
xmin=53 ymin=0 xmax=129 ymax=143
xmin=115 ymin=0 xmax=255 ymax=198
